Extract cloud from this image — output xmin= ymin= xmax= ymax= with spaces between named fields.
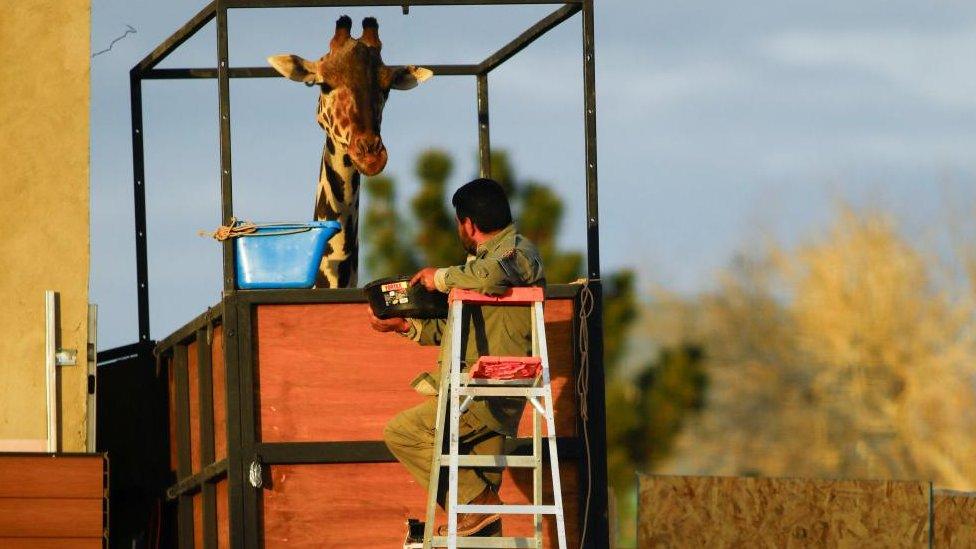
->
xmin=763 ymin=25 xmax=976 ymax=110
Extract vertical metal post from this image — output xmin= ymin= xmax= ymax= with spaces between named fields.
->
xmin=476 ymin=73 xmax=491 ymax=178
xmin=130 ymin=72 xmax=151 ymax=343
xmin=581 ymin=0 xmax=610 ymax=547
xmin=216 ymin=3 xmax=235 ymax=293
xmin=87 ymin=304 xmax=98 ymax=453
xmin=45 ymin=291 xmax=58 ymax=453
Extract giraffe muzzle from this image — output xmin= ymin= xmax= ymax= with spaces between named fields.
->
xmin=352 ymin=135 xmax=388 ymax=175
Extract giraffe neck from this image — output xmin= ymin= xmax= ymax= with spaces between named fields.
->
xmin=314 ymin=134 xmax=361 ymax=288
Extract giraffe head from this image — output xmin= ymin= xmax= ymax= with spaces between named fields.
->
xmin=268 ymin=15 xmax=432 ymax=176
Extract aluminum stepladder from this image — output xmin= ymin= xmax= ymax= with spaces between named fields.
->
xmin=422 ymin=287 xmax=567 ymax=549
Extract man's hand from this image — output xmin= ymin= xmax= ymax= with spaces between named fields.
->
xmin=368 ymin=308 xmax=410 ymax=334
xmin=410 ymin=267 xmax=439 ymax=291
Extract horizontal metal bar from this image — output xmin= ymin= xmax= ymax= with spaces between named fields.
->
xmin=166 ymin=458 xmax=230 ymax=500
xmin=439 ymin=455 xmax=536 ymax=467
xmin=255 ymin=437 xmax=580 ymax=464
xmin=97 ymin=341 xmax=152 ymax=364
xmin=143 ymin=64 xmax=481 ymax=80
xmin=481 ymin=3 xmax=580 ymax=73
xmin=456 ymin=504 xmax=559 ymax=515
xmin=155 ymin=304 xmax=222 ymax=355
xmin=257 ymin=441 xmax=394 ymax=463
xmin=456 ymin=387 xmax=547 ymax=397
xmin=462 ymin=376 xmax=536 ymax=386
xmin=133 ymin=1 xmax=216 ymax=74
xmin=431 ymin=537 xmax=538 ymax=548
xmin=225 ymin=0 xmax=579 ymax=7
xmin=235 ymin=284 xmax=579 ymax=306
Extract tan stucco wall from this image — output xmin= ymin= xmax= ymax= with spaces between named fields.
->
xmin=0 ymin=1 xmax=91 ymax=451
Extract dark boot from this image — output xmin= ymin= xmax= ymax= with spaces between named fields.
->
xmin=437 ymin=486 xmax=503 ymax=537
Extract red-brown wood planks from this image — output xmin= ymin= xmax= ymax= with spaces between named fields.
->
xmin=0 ymin=539 xmax=102 ymax=548
xmin=188 ymin=340 xmax=201 ymax=473
xmin=0 ymin=498 xmax=103 ymax=538
xmin=216 ymin=479 xmax=230 ymax=549
xmin=0 ymin=456 xmax=102 ymax=498
xmin=212 ymin=325 xmax=228 ymax=461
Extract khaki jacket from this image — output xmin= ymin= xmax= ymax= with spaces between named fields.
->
xmin=403 ymin=224 xmax=545 ymax=435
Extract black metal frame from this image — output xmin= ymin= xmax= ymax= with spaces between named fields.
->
xmin=134 ymin=1 xmax=608 ymax=547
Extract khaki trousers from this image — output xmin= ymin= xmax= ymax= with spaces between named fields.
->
xmin=384 ymin=397 xmax=504 ymax=506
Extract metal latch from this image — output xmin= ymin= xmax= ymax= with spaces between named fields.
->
xmin=55 ymin=349 xmax=77 ymax=366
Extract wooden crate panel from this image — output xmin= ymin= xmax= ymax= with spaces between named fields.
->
xmin=263 ymin=462 xmax=578 ymax=549
xmin=0 ymin=539 xmax=102 ymax=548
xmin=217 ymin=479 xmax=230 ymax=549
xmin=212 ymin=325 xmax=228 ymax=461
xmin=187 ymin=340 xmax=201 ymax=473
xmin=934 ymin=489 xmax=976 ymax=548
xmin=0 ymin=498 xmax=103 ymax=538
xmin=637 ymin=475 xmax=931 ymax=547
xmin=255 ymin=299 xmax=578 ymax=442
xmin=254 ymin=303 xmax=438 ymax=442
xmin=0 ymin=456 xmax=103 ymax=498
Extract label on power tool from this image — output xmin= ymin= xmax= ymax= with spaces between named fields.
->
xmin=382 ymin=281 xmax=410 ymax=306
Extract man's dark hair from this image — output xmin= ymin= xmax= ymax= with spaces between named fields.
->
xmin=451 ymin=178 xmax=513 ymax=233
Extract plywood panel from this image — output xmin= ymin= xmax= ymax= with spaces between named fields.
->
xmin=0 ymin=498 xmax=103 ymax=538
xmin=0 ymin=456 xmax=102 ymax=498
xmin=256 ymin=299 xmax=578 ymax=442
xmin=933 ymin=489 xmax=976 ymax=548
xmin=212 ymin=325 xmax=228 ymax=461
xmin=0 ymin=538 xmax=102 ymax=548
xmin=216 ymin=479 xmax=230 ymax=549
xmin=262 ymin=462 xmax=578 ymax=549
xmin=255 ymin=303 xmax=437 ymax=442
xmin=637 ymin=475 xmax=930 ymax=548
xmin=187 ymin=340 xmax=201 ymax=473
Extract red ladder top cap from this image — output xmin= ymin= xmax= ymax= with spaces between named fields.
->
xmin=448 ymin=287 xmax=545 ymax=305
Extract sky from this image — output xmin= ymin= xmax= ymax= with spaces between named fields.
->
xmin=91 ymin=1 xmax=976 ymax=349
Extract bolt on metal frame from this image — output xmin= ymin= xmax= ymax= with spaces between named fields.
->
xmin=130 ymin=0 xmax=608 ymax=547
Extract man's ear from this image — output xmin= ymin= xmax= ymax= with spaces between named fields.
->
xmin=388 ymin=65 xmax=433 ymax=90
xmin=267 ymin=54 xmax=325 ymax=86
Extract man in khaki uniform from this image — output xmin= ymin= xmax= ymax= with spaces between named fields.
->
xmin=369 ymin=178 xmax=545 ymax=537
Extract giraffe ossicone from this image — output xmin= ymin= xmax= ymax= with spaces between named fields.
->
xmin=268 ymin=15 xmax=432 ymax=288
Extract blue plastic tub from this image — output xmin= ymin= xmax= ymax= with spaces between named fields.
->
xmin=235 ymin=221 xmax=341 ymax=289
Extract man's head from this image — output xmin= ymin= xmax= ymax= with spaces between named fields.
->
xmin=451 ymin=178 xmax=513 ymax=254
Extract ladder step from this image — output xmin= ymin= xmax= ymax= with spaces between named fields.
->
xmin=430 ymin=536 xmax=538 ymax=548
xmin=456 ymin=504 xmax=560 ymax=515
xmin=439 ymin=455 xmax=537 ymax=468
xmin=455 ymin=387 xmax=547 ymax=397
xmin=461 ymin=374 xmax=537 ymax=387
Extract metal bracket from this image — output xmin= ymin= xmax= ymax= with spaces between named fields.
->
xmin=55 ymin=349 xmax=78 ymax=366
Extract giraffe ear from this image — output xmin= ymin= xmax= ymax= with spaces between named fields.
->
xmin=387 ymin=65 xmax=433 ymax=91
xmin=268 ymin=54 xmax=326 ymax=86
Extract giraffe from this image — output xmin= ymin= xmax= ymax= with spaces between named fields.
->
xmin=268 ymin=15 xmax=431 ymax=288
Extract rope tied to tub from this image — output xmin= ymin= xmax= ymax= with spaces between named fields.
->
xmin=200 ymin=217 xmax=257 ymax=240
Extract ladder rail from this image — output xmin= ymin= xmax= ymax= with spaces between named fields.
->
xmin=535 ymin=301 xmax=567 ymax=549
xmin=447 ymin=299 xmax=466 ymax=547
xmin=531 ymin=305 xmax=544 ymax=548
